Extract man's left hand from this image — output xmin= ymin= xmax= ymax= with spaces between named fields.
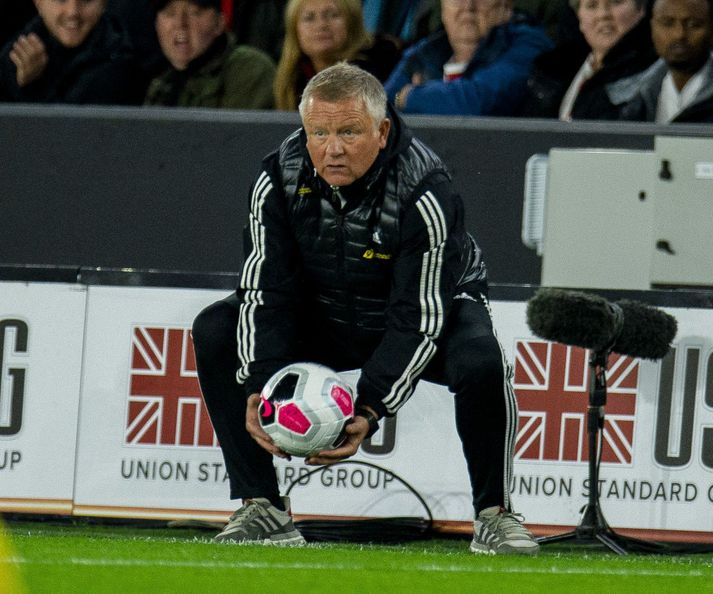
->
xmin=304 ymin=415 xmax=370 ymax=466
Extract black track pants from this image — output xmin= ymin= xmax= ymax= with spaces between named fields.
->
xmin=191 ymin=291 xmax=518 ymax=514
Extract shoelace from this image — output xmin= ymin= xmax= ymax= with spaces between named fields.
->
xmin=228 ymin=500 xmax=262 ymax=524
xmin=482 ymin=511 xmax=529 ymax=536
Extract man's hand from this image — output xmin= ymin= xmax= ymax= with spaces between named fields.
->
xmin=9 ymin=33 xmax=48 ymax=87
xmin=304 ymin=414 xmax=371 ymax=466
xmin=395 ymin=73 xmax=424 ymax=110
xmin=245 ymin=392 xmax=292 ymax=460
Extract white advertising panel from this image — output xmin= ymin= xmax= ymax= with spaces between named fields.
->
xmin=71 ymin=285 xmax=713 ymax=542
xmin=73 ymin=286 xmax=234 ymax=521
xmin=0 ymin=282 xmax=86 ymax=514
xmin=491 ymin=302 xmax=713 ymax=541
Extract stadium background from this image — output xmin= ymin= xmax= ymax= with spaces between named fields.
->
xmin=1 ymin=106 xmax=712 ymax=545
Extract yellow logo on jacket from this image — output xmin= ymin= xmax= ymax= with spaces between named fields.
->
xmin=363 ymin=249 xmax=392 ymax=260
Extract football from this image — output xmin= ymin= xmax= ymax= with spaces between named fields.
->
xmin=258 ymin=362 xmax=355 ymax=457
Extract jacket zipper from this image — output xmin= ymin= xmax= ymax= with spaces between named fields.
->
xmin=331 ymin=187 xmax=355 ymax=325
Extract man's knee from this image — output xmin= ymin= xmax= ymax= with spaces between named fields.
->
xmin=448 ymin=338 xmax=506 ymax=393
xmin=191 ymin=299 xmax=238 ymax=354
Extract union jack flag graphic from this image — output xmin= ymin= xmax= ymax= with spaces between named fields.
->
xmin=513 ymin=340 xmax=638 ymax=465
xmin=125 ymin=327 xmax=217 ymax=448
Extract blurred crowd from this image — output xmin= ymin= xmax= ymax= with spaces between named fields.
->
xmin=1 ymin=0 xmax=712 ymax=123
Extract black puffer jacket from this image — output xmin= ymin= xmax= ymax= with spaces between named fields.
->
xmin=520 ymin=16 xmax=657 ymax=120
xmin=235 ymin=108 xmax=486 ymax=417
xmin=0 ymin=13 xmax=143 ymax=104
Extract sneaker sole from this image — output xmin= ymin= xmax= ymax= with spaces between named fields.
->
xmin=469 ymin=542 xmax=497 ymax=555
xmin=470 ymin=541 xmax=540 ymax=555
xmin=214 ymin=532 xmax=306 ymax=546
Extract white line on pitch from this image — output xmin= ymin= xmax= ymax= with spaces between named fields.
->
xmin=1 ymin=557 xmax=708 ymax=578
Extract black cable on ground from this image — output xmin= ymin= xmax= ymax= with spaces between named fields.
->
xmin=285 ymin=460 xmax=434 ymax=543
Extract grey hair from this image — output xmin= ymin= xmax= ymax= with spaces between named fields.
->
xmin=569 ymin=0 xmax=647 ymax=9
xmin=298 ymin=62 xmax=387 ymax=126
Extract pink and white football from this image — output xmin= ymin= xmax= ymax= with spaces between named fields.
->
xmin=258 ymin=362 xmax=354 ymax=457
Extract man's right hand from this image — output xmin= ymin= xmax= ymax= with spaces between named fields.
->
xmin=9 ymin=33 xmax=48 ymax=88
xmin=245 ymin=393 xmax=292 ymax=460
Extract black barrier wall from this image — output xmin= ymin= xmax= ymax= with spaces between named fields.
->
xmin=2 ymin=105 xmax=713 ymax=284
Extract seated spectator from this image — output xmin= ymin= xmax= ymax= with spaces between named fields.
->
xmin=616 ymin=0 xmax=713 ymax=123
xmin=146 ymin=0 xmax=276 ymax=109
xmin=521 ymin=0 xmax=658 ymax=120
xmin=384 ymin=0 xmax=553 ymax=116
xmin=274 ymin=0 xmax=401 ymax=111
xmin=0 ymin=0 xmax=143 ymax=104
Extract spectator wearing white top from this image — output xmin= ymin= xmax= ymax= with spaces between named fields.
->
xmin=615 ymin=0 xmax=713 ymax=123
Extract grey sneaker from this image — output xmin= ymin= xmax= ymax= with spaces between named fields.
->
xmin=470 ymin=506 xmax=540 ymax=555
xmin=214 ymin=497 xmax=306 ymax=545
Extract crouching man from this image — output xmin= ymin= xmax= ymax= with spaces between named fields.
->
xmin=192 ymin=62 xmax=538 ymax=555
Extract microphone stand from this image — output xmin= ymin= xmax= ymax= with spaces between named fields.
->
xmin=537 ymin=349 xmax=662 ymax=555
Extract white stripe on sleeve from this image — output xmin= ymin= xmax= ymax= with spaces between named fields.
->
xmin=236 ymin=170 xmax=272 ymax=379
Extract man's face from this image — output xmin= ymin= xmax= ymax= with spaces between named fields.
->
xmin=303 ymin=96 xmax=390 ymax=187
xmin=33 ymin=0 xmax=106 ymax=48
xmin=578 ymin=0 xmax=645 ymax=58
xmin=441 ymin=0 xmax=480 ymax=49
xmin=652 ymin=0 xmax=713 ymax=73
xmin=441 ymin=0 xmax=512 ymax=50
xmin=156 ymin=0 xmax=224 ymax=71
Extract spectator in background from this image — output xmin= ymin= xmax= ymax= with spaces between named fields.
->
xmin=615 ymin=0 xmax=713 ymax=122
xmin=521 ymin=0 xmax=657 ymax=120
xmin=425 ymin=1 xmax=578 ymax=44
xmin=274 ymin=0 xmax=401 ymax=111
xmin=146 ymin=0 xmax=275 ymax=109
xmin=384 ymin=0 xmax=553 ymax=116
xmin=0 ymin=0 xmax=143 ymax=104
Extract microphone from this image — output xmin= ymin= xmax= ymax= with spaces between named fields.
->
xmin=526 ymin=288 xmax=677 ymax=360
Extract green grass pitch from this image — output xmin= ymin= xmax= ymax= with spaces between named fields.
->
xmin=2 ymin=519 xmax=713 ymax=594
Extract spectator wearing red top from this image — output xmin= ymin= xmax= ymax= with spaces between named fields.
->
xmin=384 ymin=0 xmax=553 ymax=115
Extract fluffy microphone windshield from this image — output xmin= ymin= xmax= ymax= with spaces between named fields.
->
xmin=614 ymin=299 xmax=678 ymax=360
xmin=526 ymin=288 xmax=677 ymax=360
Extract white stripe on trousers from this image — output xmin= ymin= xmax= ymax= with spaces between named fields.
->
xmin=479 ymin=292 xmax=518 ymax=511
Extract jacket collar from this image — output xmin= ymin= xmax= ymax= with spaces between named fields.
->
xmin=416 ymin=11 xmax=541 ymax=78
xmin=608 ymin=54 xmax=713 ymax=109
